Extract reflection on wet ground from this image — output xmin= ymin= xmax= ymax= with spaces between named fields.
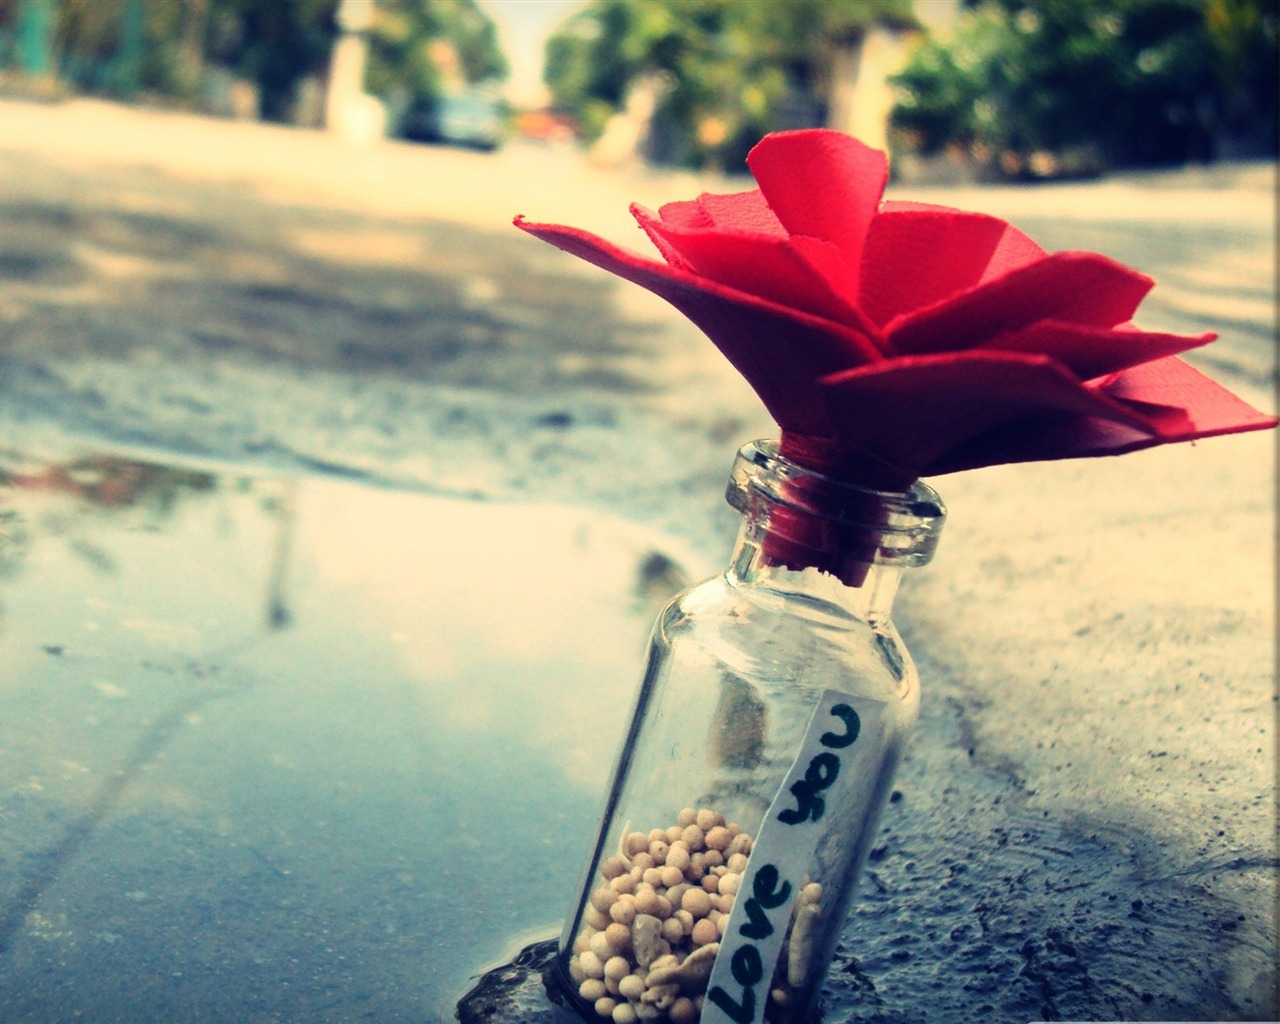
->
xmin=0 ymin=451 xmax=680 ymax=1022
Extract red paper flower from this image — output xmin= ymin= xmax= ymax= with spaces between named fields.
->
xmin=515 ymin=129 xmax=1275 ymax=491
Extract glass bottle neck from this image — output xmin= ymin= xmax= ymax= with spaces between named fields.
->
xmin=726 ymin=517 xmax=905 ymax=628
xmin=721 ymin=439 xmax=945 ymax=623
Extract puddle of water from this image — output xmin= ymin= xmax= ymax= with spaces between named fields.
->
xmin=0 ymin=452 xmax=679 ymax=1022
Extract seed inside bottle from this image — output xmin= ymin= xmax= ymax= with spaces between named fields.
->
xmin=567 ymin=807 xmax=819 ymax=1022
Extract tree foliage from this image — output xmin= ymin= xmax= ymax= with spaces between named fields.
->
xmin=891 ymin=0 xmax=1278 ymax=174
xmin=365 ymin=0 xmax=506 ymax=113
xmin=0 ymin=0 xmax=506 ymax=124
xmin=208 ymin=0 xmax=339 ymax=120
xmin=543 ymin=0 xmax=916 ymax=169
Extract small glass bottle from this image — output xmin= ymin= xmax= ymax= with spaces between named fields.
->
xmin=559 ymin=440 xmax=945 ymax=1024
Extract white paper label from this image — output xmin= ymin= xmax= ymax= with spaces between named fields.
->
xmin=701 ymin=688 xmax=887 ymax=1024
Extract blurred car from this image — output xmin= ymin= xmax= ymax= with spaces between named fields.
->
xmin=399 ymin=91 xmax=504 ymax=151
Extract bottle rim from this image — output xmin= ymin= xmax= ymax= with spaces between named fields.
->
xmin=725 ymin=439 xmax=946 ymax=567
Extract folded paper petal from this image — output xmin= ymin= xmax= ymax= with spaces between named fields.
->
xmin=905 ymin=357 xmax=1275 ymax=475
xmin=651 ymin=190 xmax=786 ymax=239
xmin=631 ymin=205 xmax=876 ymax=335
xmin=747 ymin=130 xmax=886 ymax=291
xmin=516 ymin=128 xmax=1277 ymax=502
xmin=693 ymin=190 xmax=786 ymax=235
xmin=513 ymin=216 xmax=882 ymax=435
xmin=817 ymin=351 xmax=1156 ymax=481
xmin=887 ymin=251 xmax=1155 ymax=353
xmin=651 ymin=198 xmax=715 ymax=232
xmin=1093 ymin=356 xmax=1277 ymax=439
xmin=978 ymin=320 xmax=1216 ymax=381
xmin=860 ymin=205 xmax=1046 ymax=326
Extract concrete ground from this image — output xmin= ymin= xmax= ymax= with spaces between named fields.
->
xmin=0 ymin=98 xmax=1275 ymax=1022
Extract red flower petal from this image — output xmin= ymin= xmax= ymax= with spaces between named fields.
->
xmin=515 ymin=126 xmax=1277 ymax=496
xmin=631 ymin=205 xmax=877 ymax=335
xmin=652 ymin=190 xmax=787 ymax=237
xmin=1093 ymin=356 xmax=1278 ymax=439
xmin=886 ymin=252 xmax=1155 ymax=354
xmin=631 ymin=203 xmax=695 ymax=271
xmin=747 ymin=130 xmax=887 ymax=284
xmin=652 ymin=198 xmax=715 ymax=231
xmin=634 ymin=192 xmax=786 ymax=271
xmin=817 ymin=350 xmax=1156 ymax=478
xmin=860 ymin=206 xmax=1045 ymax=326
xmin=513 ymin=216 xmax=883 ymax=435
xmin=923 ymin=357 xmax=1276 ymax=474
xmin=978 ymin=320 xmax=1216 ymax=380
xmin=695 ymin=190 xmax=787 ymax=234
xmin=928 ymin=414 xmax=1160 ymax=476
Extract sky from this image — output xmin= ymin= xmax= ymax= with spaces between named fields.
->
xmin=479 ymin=0 xmax=586 ymax=108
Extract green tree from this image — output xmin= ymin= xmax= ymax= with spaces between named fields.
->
xmin=1 ymin=0 xmax=506 ymax=126
xmin=1 ymin=0 xmax=337 ymax=113
xmin=891 ymin=0 xmax=1278 ymax=175
xmin=4 ymin=0 xmax=57 ymax=76
xmin=1203 ymin=0 xmax=1280 ymax=147
xmin=543 ymin=0 xmax=916 ymax=169
xmin=207 ymin=0 xmax=338 ymax=121
xmin=365 ymin=0 xmax=507 ymax=117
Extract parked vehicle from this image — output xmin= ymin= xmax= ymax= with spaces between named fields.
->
xmin=399 ymin=90 xmax=504 ymax=151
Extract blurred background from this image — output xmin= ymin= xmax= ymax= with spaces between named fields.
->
xmin=0 ymin=0 xmax=1275 ymax=178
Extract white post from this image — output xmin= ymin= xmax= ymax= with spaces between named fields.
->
xmin=326 ymin=0 xmax=385 ymax=143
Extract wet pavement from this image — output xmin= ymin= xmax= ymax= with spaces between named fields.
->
xmin=0 ymin=98 xmax=1276 ymax=1023
xmin=0 ymin=456 xmax=675 ymax=1021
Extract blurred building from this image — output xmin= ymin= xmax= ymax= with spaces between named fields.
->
xmin=827 ymin=0 xmax=959 ymax=154
xmin=326 ymin=0 xmax=386 ymax=142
